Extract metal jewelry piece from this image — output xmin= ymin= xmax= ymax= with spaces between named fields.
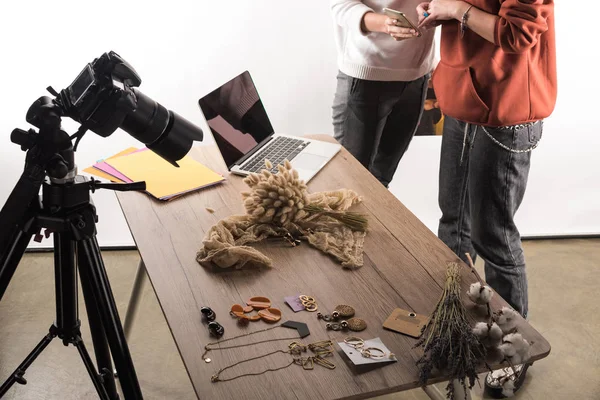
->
xmin=201 ymin=306 xmax=216 ymax=322
xmin=209 ymin=339 xmax=336 ymax=382
xmin=334 ymin=304 xmax=355 ymax=318
xmin=361 ymin=347 xmax=386 ymax=359
xmin=325 ymin=318 xmax=366 ymax=332
xmin=299 ymin=295 xmax=318 ymax=312
xmin=317 ymin=304 xmax=355 ymax=322
xmin=207 ymin=321 xmax=225 ymax=338
xmin=347 ymin=317 xmax=367 ymax=332
xmin=460 ymin=4 xmax=474 ymax=38
xmin=344 ymin=336 xmax=365 ymax=349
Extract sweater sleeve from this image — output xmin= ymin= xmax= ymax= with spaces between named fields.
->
xmin=494 ymin=0 xmax=553 ymax=54
xmin=331 ymin=0 xmax=374 ymax=35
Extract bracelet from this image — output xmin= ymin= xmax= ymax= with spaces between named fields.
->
xmin=460 ymin=5 xmax=474 ymax=38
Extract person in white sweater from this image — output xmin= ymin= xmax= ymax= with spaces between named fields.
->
xmin=331 ymin=0 xmax=436 ymax=187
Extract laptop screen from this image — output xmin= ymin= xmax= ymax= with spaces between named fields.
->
xmin=198 ymin=71 xmax=274 ymax=169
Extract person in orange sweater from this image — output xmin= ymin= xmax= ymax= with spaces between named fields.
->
xmin=416 ymin=0 xmax=556 ymax=397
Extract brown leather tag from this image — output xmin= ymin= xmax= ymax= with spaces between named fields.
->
xmin=383 ymin=308 xmax=429 ymax=338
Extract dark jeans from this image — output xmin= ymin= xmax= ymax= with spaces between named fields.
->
xmin=438 ymin=116 xmax=543 ymax=318
xmin=332 ymin=71 xmax=428 ymax=187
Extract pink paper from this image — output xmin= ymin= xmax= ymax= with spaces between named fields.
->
xmin=93 ymin=148 xmax=150 ymax=183
xmin=93 ymin=162 xmax=132 ymax=183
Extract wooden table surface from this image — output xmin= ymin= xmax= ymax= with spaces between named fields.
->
xmin=115 ymin=135 xmax=550 ymax=400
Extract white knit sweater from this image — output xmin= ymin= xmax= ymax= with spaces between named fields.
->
xmin=331 ymin=0 xmax=435 ymax=81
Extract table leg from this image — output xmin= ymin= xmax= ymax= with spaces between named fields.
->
xmin=422 ymin=381 xmax=473 ymax=400
xmin=123 ymin=260 xmax=148 ymax=340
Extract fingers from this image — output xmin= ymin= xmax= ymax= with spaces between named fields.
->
xmin=416 ymin=3 xmax=431 ymax=24
xmin=384 ymin=18 xmax=398 ymax=27
xmin=388 ymin=26 xmax=417 ymax=35
xmin=390 ymin=32 xmax=419 ymax=39
xmin=418 ymin=14 xmax=435 ymax=29
xmin=385 ymin=19 xmax=419 ymax=38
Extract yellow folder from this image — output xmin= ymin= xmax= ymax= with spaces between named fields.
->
xmin=106 ymin=149 xmax=224 ymax=200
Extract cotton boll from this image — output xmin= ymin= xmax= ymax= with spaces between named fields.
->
xmin=480 ymin=285 xmax=493 ymax=303
xmin=488 ymin=323 xmax=503 ymax=346
xmin=467 ymin=282 xmax=494 ymax=305
xmin=473 ymin=322 xmax=490 ymax=338
xmin=468 ymin=282 xmax=482 ymax=297
xmin=489 ymin=323 xmax=503 ymax=340
xmin=504 ymin=333 xmax=526 ymax=352
xmin=501 ymin=379 xmax=515 ymax=397
xmin=503 ymin=333 xmax=532 ymax=363
xmin=496 ymin=307 xmax=519 ymax=333
xmin=499 ymin=342 xmax=517 ymax=358
xmin=467 ymin=282 xmax=483 ymax=303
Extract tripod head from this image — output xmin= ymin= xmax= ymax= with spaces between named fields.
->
xmin=11 ymin=96 xmax=75 ymax=182
xmin=0 ymin=50 xmax=204 ymax=256
xmin=0 ymin=94 xmax=147 ymax=256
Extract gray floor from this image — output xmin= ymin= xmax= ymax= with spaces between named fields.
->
xmin=1 ymin=239 xmax=599 ymax=399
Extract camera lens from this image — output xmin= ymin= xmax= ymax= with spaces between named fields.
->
xmin=121 ymin=89 xmax=203 ymax=165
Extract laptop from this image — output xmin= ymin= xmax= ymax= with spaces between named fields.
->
xmin=198 ymin=71 xmax=341 ymax=182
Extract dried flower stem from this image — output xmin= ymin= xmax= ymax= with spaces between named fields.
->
xmin=465 ymin=253 xmax=485 ymax=285
xmin=304 ymin=204 xmax=368 ymax=232
xmin=415 ymin=262 xmax=487 ymax=399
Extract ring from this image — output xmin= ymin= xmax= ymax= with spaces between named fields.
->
xmin=423 ymin=12 xmax=430 ymax=17
xmin=361 ymin=347 xmax=386 ymax=359
xmin=344 ymin=336 xmax=364 ymax=349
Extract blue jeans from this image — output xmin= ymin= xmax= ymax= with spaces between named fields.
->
xmin=438 ymin=116 xmax=543 ymax=318
xmin=332 ymin=71 xmax=428 ymax=187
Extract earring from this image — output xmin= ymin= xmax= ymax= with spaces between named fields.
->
xmin=299 ymin=295 xmax=318 ymax=312
xmin=207 ymin=321 xmax=224 ymax=338
xmin=201 ymin=306 xmax=216 ymax=322
xmin=326 ymin=318 xmax=367 ymax=332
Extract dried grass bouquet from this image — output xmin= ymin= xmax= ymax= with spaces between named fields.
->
xmin=197 ymin=160 xmax=369 ymax=270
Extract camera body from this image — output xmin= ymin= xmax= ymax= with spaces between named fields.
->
xmin=23 ymin=51 xmax=204 ymax=165
xmin=57 ymin=51 xmax=141 ymax=138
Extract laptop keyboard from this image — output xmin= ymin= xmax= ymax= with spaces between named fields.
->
xmin=241 ymin=136 xmax=310 ymax=174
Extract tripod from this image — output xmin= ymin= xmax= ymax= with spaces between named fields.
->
xmin=0 ymin=101 xmax=145 ymax=399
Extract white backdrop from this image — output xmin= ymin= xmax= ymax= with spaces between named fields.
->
xmin=0 ymin=0 xmax=596 ymax=249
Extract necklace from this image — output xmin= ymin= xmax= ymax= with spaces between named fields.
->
xmin=202 ymin=325 xmax=299 ymax=363
xmin=210 ymin=341 xmax=309 ymax=382
xmin=205 ymin=326 xmax=337 ymax=383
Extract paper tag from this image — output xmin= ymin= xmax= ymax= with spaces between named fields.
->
xmin=338 ymin=337 xmax=397 ymax=365
xmin=383 ymin=308 xmax=429 ymax=338
xmin=284 ymin=295 xmax=305 ymax=312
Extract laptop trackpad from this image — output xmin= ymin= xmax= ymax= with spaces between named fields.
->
xmin=292 ymin=153 xmax=327 ymax=170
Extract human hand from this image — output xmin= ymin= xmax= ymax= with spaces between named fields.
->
xmin=385 ymin=17 xmax=420 ymax=40
xmin=417 ymin=1 xmax=465 ymax=29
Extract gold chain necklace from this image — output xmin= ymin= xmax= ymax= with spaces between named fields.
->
xmin=202 ymin=325 xmax=299 ymax=363
xmin=204 ymin=325 xmax=337 ymax=383
xmin=211 ymin=341 xmax=308 ymax=383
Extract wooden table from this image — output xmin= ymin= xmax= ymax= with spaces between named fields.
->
xmin=116 ymin=135 xmax=550 ymax=400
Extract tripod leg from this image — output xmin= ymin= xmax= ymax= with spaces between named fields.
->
xmin=0 ymin=229 xmax=34 ymax=302
xmin=77 ymin=237 xmax=143 ymax=400
xmin=54 ymin=232 xmax=79 ymax=333
xmin=78 ymin=246 xmax=120 ymax=400
xmin=0 ymin=331 xmax=54 ymax=398
xmin=72 ymin=335 xmax=112 ymax=400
